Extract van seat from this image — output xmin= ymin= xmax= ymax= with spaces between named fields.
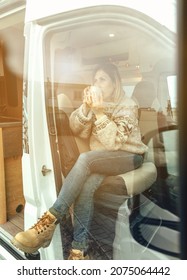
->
xmin=131 ymin=81 xmax=169 ymax=168
xmin=132 ymin=80 xmax=158 ymax=109
xmin=95 ymin=162 xmax=156 ymax=210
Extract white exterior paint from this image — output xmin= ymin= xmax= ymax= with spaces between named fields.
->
xmin=25 ymin=0 xmax=176 ymax=31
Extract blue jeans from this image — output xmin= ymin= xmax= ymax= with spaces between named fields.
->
xmin=50 ymin=150 xmax=143 ymax=250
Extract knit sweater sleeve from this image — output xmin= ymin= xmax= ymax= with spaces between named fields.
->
xmin=92 ymin=103 xmax=139 ymax=150
xmin=69 ymin=104 xmax=93 ymax=138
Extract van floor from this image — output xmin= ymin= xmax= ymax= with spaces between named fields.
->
xmin=0 ymin=211 xmax=24 ymax=237
xmin=61 ymin=206 xmax=116 ymax=260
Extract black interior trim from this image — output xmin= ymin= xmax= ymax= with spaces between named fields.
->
xmin=0 ymin=237 xmax=25 ymax=260
xmin=129 ymin=211 xmax=180 ymax=258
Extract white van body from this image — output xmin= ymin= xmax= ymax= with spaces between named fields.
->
xmin=0 ymin=0 xmax=178 ymax=260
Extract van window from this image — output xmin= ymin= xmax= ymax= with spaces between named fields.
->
xmin=167 ymin=75 xmax=177 ymax=122
xmin=42 ymin=9 xmax=178 ymax=259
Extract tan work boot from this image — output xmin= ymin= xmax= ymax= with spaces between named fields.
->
xmin=11 ymin=211 xmax=58 ymax=254
xmin=68 ymin=249 xmax=89 ymax=260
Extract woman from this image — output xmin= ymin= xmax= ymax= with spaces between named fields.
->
xmin=11 ymin=63 xmax=147 ymax=260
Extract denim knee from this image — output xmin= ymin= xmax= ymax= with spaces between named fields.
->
xmin=133 ymin=154 xmax=144 ymax=169
xmin=76 ymin=152 xmax=94 ymax=172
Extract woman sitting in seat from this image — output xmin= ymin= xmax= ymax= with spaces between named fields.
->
xmin=11 ymin=63 xmax=148 ymax=260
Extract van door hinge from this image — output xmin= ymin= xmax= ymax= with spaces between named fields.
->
xmin=41 ymin=165 xmax=52 ymax=176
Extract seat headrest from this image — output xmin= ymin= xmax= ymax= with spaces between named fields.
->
xmin=57 ymin=93 xmax=74 ymax=114
xmin=132 ymin=81 xmax=157 ymax=108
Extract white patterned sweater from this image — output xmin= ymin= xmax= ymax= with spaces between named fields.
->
xmin=69 ymin=96 xmax=148 ymax=155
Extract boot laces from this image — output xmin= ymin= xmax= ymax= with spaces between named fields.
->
xmin=69 ymin=249 xmax=85 ymax=260
xmin=31 ymin=212 xmax=55 ymax=233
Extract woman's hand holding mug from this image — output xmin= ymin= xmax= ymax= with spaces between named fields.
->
xmin=83 ymin=86 xmax=104 ymax=119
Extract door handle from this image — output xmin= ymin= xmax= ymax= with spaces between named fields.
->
xmin=41 ymin=165 xmax=51 ymax=176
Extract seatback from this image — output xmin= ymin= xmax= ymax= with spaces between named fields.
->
xmin=132 ymin=80 xmax=168 ymax=143
xmin=132 ymin=81 xmax=159 ymax=144
xmin=131 ymin=81 xmax=169 ymax=171
xmin=55 ymin=108 xmax=80 ymax=176
xmin=132 ymin=80 xmax=157 ymax=109
xmin=57 ymin=93 xmax=90 ymax=153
